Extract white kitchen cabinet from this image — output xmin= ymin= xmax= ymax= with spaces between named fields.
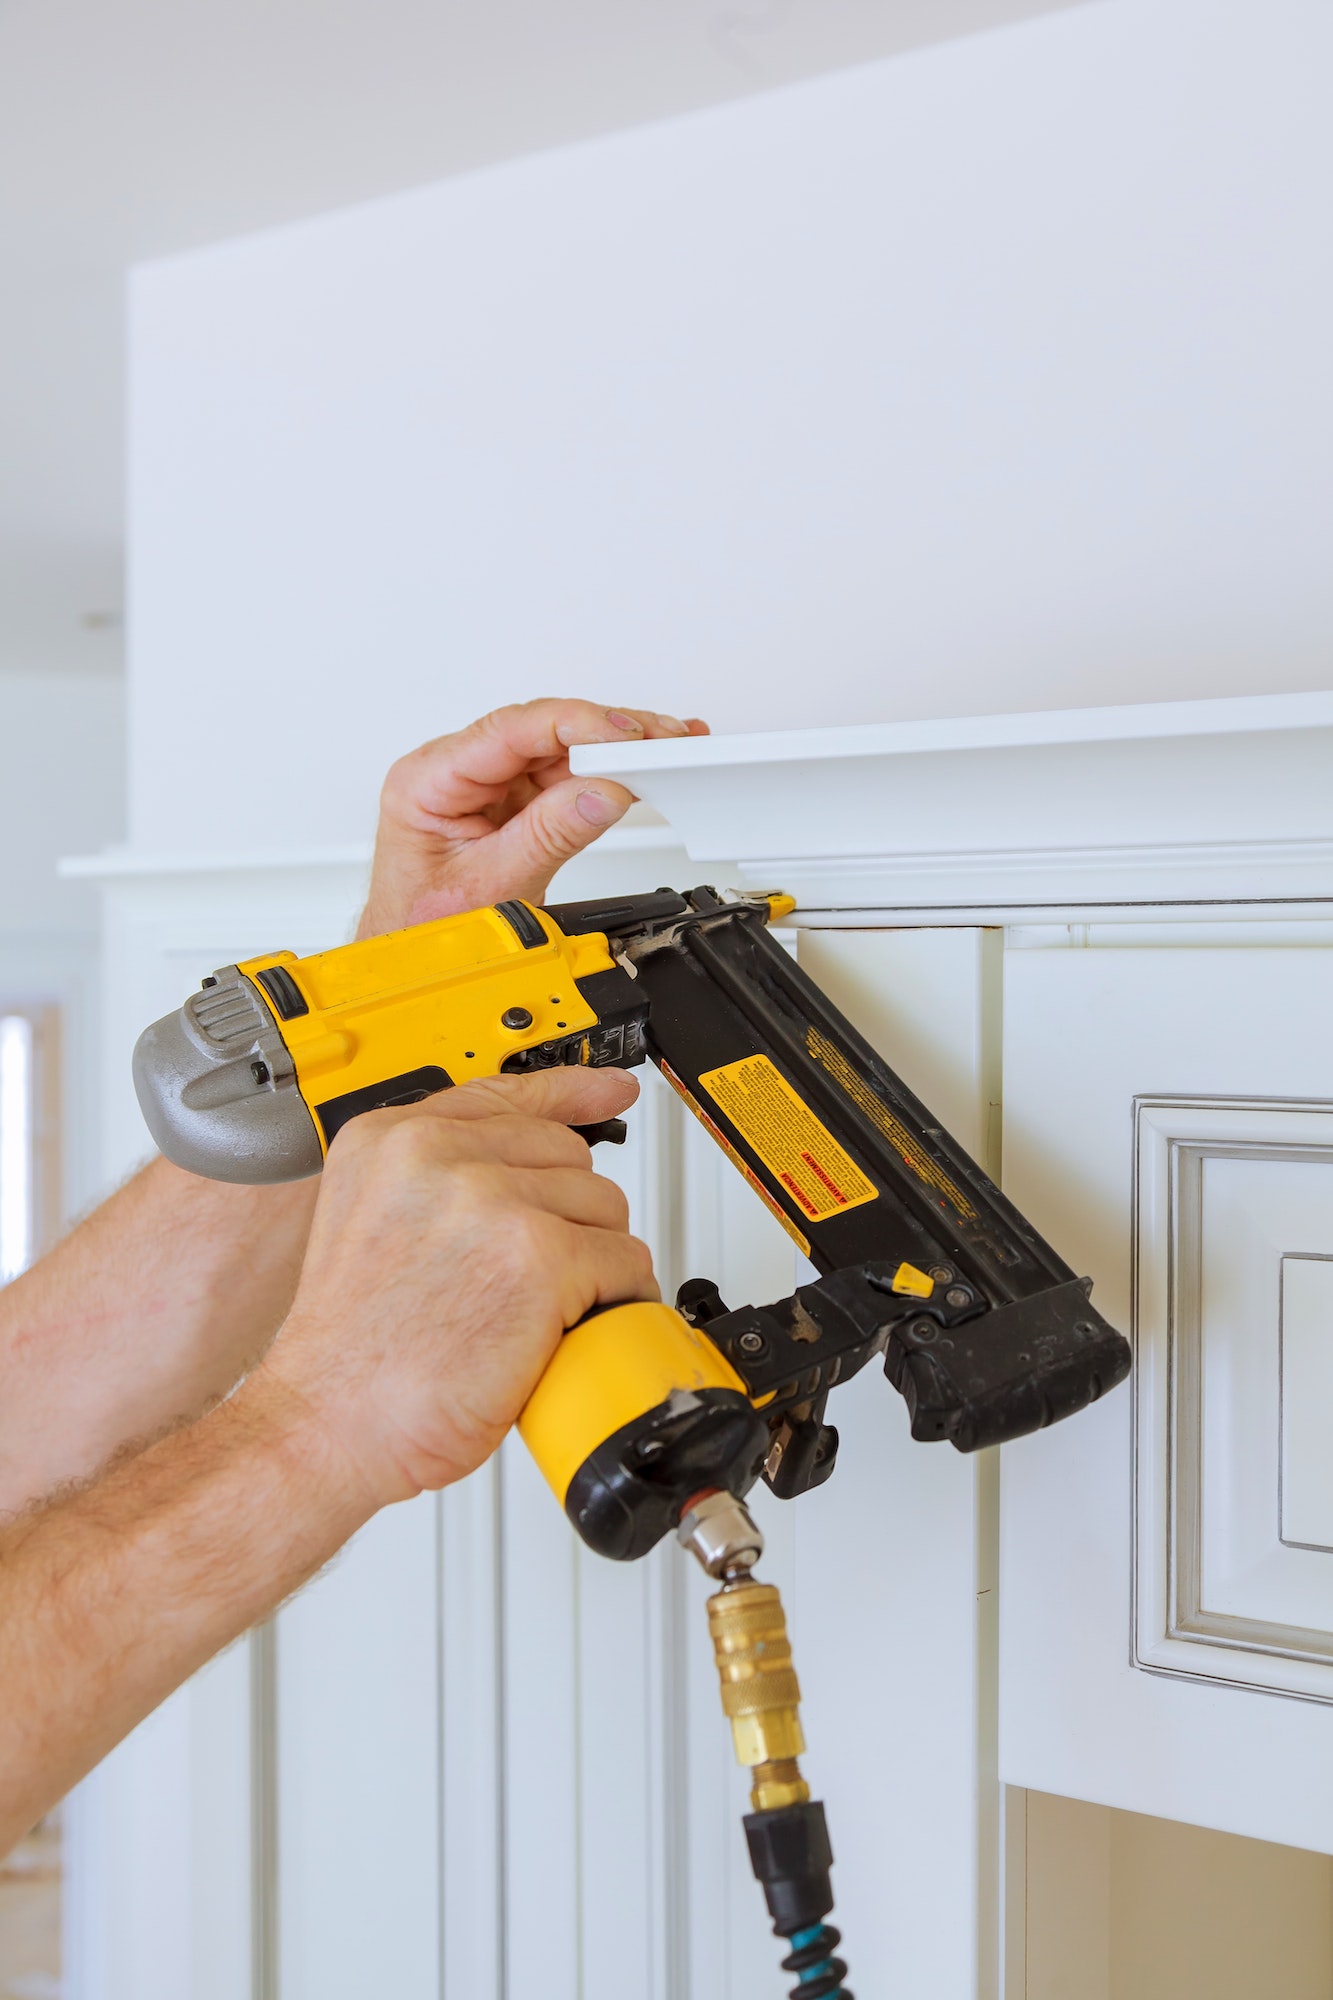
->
xmin=1001 ymin=938 xmax=1333 ymax=1847
xmin=67 ymin=691 xmax=1333 ymax=1997
xmin=578 ymin=689 xmax=1333 ymax=1981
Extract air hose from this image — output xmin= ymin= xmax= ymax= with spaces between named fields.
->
xmin=678 ymin=1493 xmax=854 ymax=2000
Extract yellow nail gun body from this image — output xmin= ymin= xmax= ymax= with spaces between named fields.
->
xmin=135 ymin=885 xmax=1130 ymax=1561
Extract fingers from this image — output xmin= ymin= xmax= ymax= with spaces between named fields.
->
xmin=437 ymin=1066 xmax=640 ymax=1128
xmin=388 ymin=700 xmax=699 ymax=825
xmin=442 ymin=771 xmax=635 ymax=908
xmin=492 ymin=1165 xmax=631 ymax=1231
xmin=472 ymin=698 xmax=695 ymax=763
xmin=325 ymin=1070 xmax=639 ymax=1173
xmin=551 ymin=1215 xmax=661 ymax=1315
xmin=444 ymin=709 xmax=715 ymax=904
xmin=373 ymin=1111 xmax=597 ymax=1171
xmin=362 ymin=698 xmax=713 ymax=935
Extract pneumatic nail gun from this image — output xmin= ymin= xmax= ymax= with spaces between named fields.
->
xmin=135 ymin=884 xmax=1130 ymax=1998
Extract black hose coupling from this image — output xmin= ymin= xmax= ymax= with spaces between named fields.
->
xmin=743 ymin=1800 xmax=852 ymax=1998
xmin=744 ymin=1797 xmax=833 ymax=1932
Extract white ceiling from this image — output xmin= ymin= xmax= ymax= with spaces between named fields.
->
xmin=0 ymin=0 xmax=1080 ymax=675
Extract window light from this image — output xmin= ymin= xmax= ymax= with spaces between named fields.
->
xmin=0 ymin=1012 xmax=34 ymax=1282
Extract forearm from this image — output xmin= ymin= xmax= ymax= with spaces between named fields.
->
xmin=0 ymin=1156 xmax=317 ymax=1514
xmin=0 ymin=1366 xmax=369 ymax=1852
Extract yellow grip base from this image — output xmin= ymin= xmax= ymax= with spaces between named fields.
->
xmin=518 ymin=1300 xmax=747 ymax=1507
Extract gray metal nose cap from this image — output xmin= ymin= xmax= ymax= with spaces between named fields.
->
xmin=132 ymin=966 xmax=323 ymax=1185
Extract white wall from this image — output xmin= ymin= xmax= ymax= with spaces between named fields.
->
xmin=0 ymin=669 xmax=125 ymax=1213
xmin=0 ymin=671 xmax=124 ymax=939
xmin=128 ymin=0 xmax=1333 ymax=854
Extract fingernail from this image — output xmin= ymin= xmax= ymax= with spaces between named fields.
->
xmin=576 ymin=786 xmax=621 ymax=825
xmin=654 ymin=713 xmax=689 ymax=735
xmin=605 ymin=710 xmax=644 ymax=734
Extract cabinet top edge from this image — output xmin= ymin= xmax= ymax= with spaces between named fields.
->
xmin=58 ymin=817 xmax=687 ymax=881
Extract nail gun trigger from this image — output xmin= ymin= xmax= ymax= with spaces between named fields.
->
xmin=675 ymin=1277 xmax=730 ymax=1327
xmin=571 ymin=1118 xmax=629 ymax=1148
xmin=763 ymin=1409 xmax=840 ymax=1499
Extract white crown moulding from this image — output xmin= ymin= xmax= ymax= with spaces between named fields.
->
xmin=61 ymin=696 xmax=1333 ymax=920
xmin=571 ymin=690 xmax=1333 ymax=918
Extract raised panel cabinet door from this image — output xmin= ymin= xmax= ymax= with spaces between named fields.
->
xmin=1000 ymin=939 xmax=1333 ymax=1852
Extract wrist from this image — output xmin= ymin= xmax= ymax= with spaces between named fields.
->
xmin=229 ymin=1353 xmax=384 ymax=1538
xmin=251 ymin=1317 xmax=415 ymax=1516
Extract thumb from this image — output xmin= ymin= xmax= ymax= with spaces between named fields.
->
xmin=473 ymin=774 xmax=634 ymax=905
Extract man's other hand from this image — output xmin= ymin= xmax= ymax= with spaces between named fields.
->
xmin=359 ymin=697 xmax=708 ymax=936
xmin=262 ymin=1066 xmax=654 ymax=1507
xmin=0 ymin=1068 xmax=651 ymax=1846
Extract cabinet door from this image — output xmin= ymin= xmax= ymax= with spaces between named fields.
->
xmin=1001 ymin=938 xmax=1333 ymax=1852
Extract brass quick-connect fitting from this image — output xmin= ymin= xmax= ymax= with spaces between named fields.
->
xmin=706 ymin=1578 xmax=812 ymax=1814
xmin=677 ymin=1493 xmax=813 ymax=1813
xmin=749 ymin=1756 xmax=810 ymax=1813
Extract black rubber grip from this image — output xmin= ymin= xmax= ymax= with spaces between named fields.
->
xmin=316 ymin=1065 xmax=452 ymax=1144
xmin=546 ymin=889 xmax=689 ymax=937
xmin=495 ymin=900 xmax=547 ymax=948
xmin=254 ymin=965 xmax=309 ymax=1020
xmin=884 ymin=1278 xmax=1129 ymax=1451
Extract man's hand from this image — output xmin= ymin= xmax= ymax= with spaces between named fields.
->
xmin=263 ymin=1065 xmax=653 ymax=1505
xmin=0 ymin=1065 xmax=654 ymax=1848
xmin=0 ymin=694 xmax=698 ymax=1514
xmin=359 ymin=697 xmax=708 ymax=936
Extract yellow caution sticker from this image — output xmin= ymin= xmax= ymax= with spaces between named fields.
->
xmin=658 ymin=1060 xmax=812 ymax=1256
xmin=697 ymin=1054 xmax=879 ymax=1225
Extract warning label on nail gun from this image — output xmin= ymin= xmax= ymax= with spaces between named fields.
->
xmin=697 ymin=1055 xmax=878 ymax=1224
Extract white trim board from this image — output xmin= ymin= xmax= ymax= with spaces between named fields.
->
xmin=578 ymin=690 xmax=1333 ymax=771
xmin=571 ymin=691 xmax=1333 ymax=908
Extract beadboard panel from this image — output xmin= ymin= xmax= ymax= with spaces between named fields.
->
xmin=71 ymin=855 xmax=410 ymax=2000
xmin=788 ymin=931 xmax=1002 ymax=2000
xmin=276 ymin=1498 xmax=441 ymax=2000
